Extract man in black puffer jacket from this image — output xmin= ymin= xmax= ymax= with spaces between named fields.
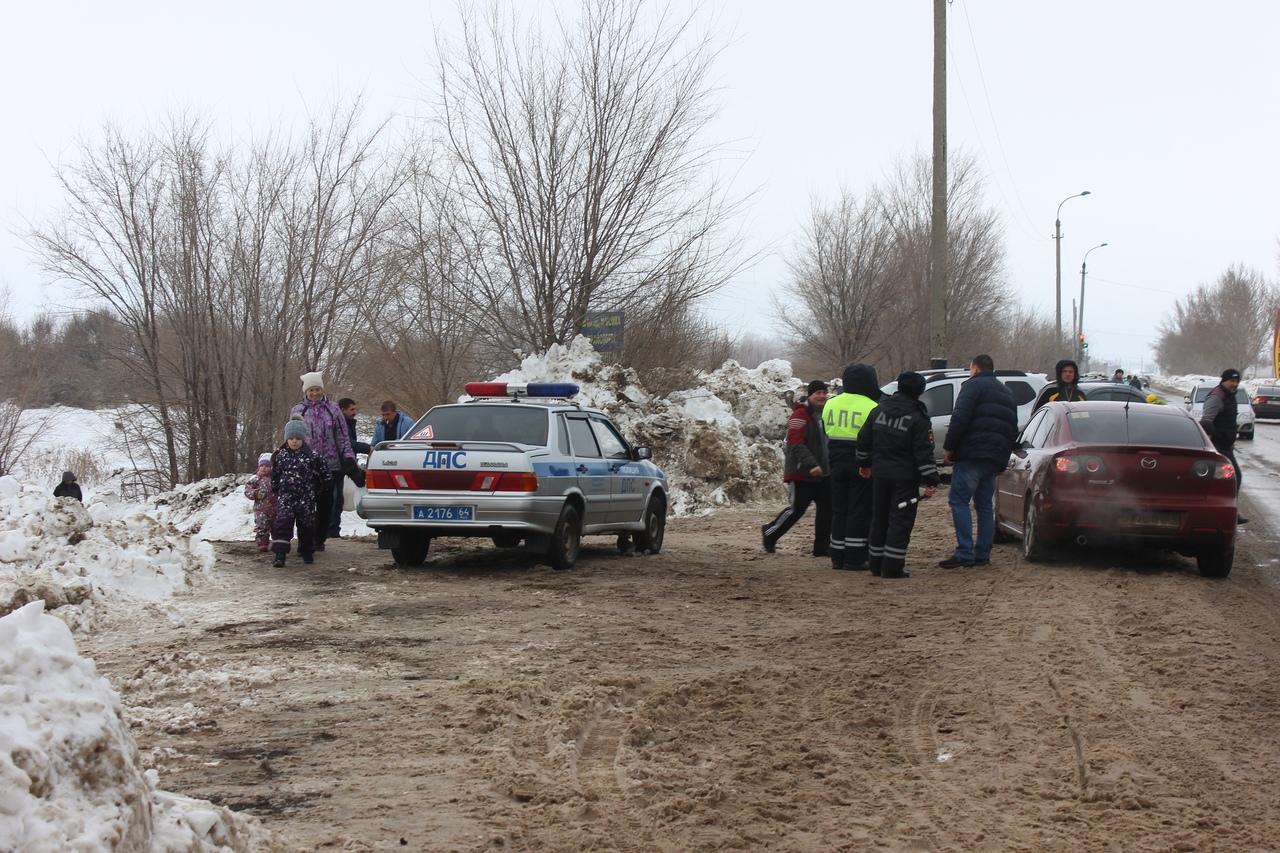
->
xmin=940 ymin=354 xmax=1018 ymax=569
xmin=856 ymin=372 xmax=940 ymax=579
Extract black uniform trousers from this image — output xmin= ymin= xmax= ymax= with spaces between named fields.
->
xmin=829 ymin=463 xmax=873 ymax=568
xmin=868 ymin=478 xmax=921 ymax=577
xmin=764 ymin=479 xmax=831 ymax=556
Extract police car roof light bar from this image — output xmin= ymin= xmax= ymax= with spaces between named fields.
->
xmin=464 ymin=381 xmax=579 ymax=399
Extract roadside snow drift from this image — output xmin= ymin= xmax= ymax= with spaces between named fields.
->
xmin=0 ymin=601 xmax=272 ymax=852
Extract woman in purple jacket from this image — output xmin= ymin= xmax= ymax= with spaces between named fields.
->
xmin=290 ymin=371 xmax=365 ymax=552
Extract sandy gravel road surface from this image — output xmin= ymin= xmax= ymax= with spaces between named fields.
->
xmin=80 ymin=492 xmax=1280 ymax=852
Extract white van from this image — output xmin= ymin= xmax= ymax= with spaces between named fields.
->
xmin=880 ymin=369 xmax=1047 ymax=463
xmin=1185 ymin=381 xmax=1255 ymax=440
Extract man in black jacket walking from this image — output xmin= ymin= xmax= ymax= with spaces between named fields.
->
xmin=1200 ymin=368 xmax=1246 ymax=523
xmin=856 ymin=372 xmax=940 ymax=579
xmin=940 ymin=355 xmax=1018 ymax=569
xmin=763 ymin=380 xmax=831 ymax=556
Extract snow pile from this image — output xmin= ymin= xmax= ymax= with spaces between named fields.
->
xmin=0 ymin=601 xmax=273 ymax=852
xmin=0 ymin=476 xmax=213 ymax=628
xmin=494 ymin=337 xmax=803 ymax=513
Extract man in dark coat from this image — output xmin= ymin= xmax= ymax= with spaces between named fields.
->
xmin=940 ymin=355 xmax=1018 ymax=569
xmin=762 ymin=380 xmax=831 ymax=556
xmin=1034 ymin=359 xmax=1087 ymax=410
xmin=856 ymin=372 xmax=939 ymax=579
xmin=1200 ymin=368 xmax=1246 ymax=523
xmin=53 ymin=471 xmax=83 ymax=502
xmin=822 ymin=364 xmax=880 ymax=570
xmin=329 ymin=398 xmax=374 ymax=538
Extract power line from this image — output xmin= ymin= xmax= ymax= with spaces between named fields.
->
xmin=1087 ymin=275 xmax=1182 ymax=296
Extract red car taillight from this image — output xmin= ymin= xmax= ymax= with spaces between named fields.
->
xmin=1054 ymin=455 xmax=1105 ymax=474
xmin=366 ymin=469 xmax=537 ymax=492
xmin=1189 ymin=459 xmax=1235 ymax=481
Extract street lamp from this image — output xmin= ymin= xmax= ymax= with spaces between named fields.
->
xmin=1055 ymin=190 xmax=1091 ymax=342
xmin=1077 ymin=242 xmax=1108 ymax=364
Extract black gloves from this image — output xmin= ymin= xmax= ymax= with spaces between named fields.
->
xmin=343 ymin=456 xmax=366 ymax=488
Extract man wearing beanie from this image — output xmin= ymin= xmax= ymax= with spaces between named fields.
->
xmin=856 ymin=372 xmax=939 ymax=578
xmin=940 ymin=355 xmax=1018 ymax=569
xmin=1200 ymin=368 xmax=1246 ymax=522
xmin=762 ymin=379 xmax=832 ymax=556
xmin=822 ymin=364 xmax=880 ymax=570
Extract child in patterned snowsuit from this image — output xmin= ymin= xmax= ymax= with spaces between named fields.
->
xmin=244 ymin=452 xmax=278 ymax=551
xmin=270 ymin=416 xmax=329 ymax=567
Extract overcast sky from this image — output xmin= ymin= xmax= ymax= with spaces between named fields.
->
xmin=2 ymin=0 xmax=1277 ymax=371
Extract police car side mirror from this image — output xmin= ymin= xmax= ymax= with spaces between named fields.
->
xmin=633 ymin=447 xmax=652 ymax=461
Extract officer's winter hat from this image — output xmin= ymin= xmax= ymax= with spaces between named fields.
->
xmin=806 ymin=379 xmax=828 ymax=396
xmin=300 ymin=371 xmax=324 ymax=393
xmin=284 ymin=414 xmax=309 ymax=442
xmin=1221 ymin=368 xmax=1242 ymax=382
xmin=896 ymin=371 xmax=927 ymax=400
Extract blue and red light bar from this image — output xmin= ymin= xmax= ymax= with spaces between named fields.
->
xmin=464 ymin=382 xmax=579 ymax=399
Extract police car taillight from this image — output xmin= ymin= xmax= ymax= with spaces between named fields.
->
xmin=464 ymin=382 xmax=579 ymax=398
xmin=471 ymin=472 xmax=538 ymax=492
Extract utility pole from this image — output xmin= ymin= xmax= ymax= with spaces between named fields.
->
xmin=928 ymin=0 xmax=948 ymax=369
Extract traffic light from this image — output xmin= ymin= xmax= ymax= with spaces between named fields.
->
xmin=1082 ymin=340 xmax=1089 ymax=350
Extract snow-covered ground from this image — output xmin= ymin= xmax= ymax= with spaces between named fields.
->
xmin=0 ymin=337 xmax=807 ymax=851
xmin=8 ymin=346 xmax=1265 ymax=851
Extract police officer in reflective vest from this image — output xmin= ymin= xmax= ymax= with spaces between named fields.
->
xmin=822 ymin=364 xmax=881 ymax=570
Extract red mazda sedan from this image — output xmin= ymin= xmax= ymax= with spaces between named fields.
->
xmin=995 ymin=401 xmax=1237 ymax=577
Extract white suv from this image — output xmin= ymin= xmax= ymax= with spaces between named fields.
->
xmin=1185 ymin=381 xmax=1255 ymax=441
xmin=880 ymin=369 xmax=1047 ymax=464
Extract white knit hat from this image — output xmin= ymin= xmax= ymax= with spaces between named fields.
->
xmin=257 ymin=452 xmax=273 ymax=466
xmin=300 ymin=371 xmax=324 ymax=393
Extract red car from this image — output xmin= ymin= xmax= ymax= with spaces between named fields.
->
xmin=995 ymin=401 xmax=1237 ymax=577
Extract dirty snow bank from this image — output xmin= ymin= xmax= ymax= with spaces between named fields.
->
xmin=494 ymin=337 xmax=803 ymax=514
xmin=0 ymin=476 xmax=214 ymax=630
xmin=0 ymin=601 xmax=274 ymax=852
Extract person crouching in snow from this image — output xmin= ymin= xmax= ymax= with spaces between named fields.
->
xmin=244 ymin=452 xmax=278 ymax=552
xmin=53 ymin=471 xmax=83 ymax=502
xmin=270 ymin=415 xmax=329 ymax=568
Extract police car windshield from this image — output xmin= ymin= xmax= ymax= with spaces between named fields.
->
xmin=414 ymin=405 xmax=549 ymax=445
xmin=1065 ymin=410 xmax=1203 ymax=448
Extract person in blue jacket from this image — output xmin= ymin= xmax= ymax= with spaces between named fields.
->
xmin=371 ymin=401 xmax=416 ymax=446
xmin=939 ymin=355 xmax=1018 ymax=569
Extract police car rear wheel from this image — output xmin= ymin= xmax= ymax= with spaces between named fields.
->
xmin=547 ymin=504 xmax=581 ymax=570
xmin=391 ymin=533 xmax=431 ymax=567
xmin=635 ymin=495 xmax=666 ymax=555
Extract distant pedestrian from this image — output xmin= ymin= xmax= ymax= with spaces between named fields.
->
xmin=244 ymin=452 xmax=278 ymax=552
xmin=822 ymin=364 xmax=880 ymax=570
xmin=1112 ymin=368 xmax=1126 ymax=384
xmin=291 ymin=372 xmax=364 ymax=553
xmin=762 ymin=380 xmax=831 ymax=557
xmin=270 ymin=416 xmax=330 ymax=568
xmin=1200 ymin=368 xmax=1246 ymax=523
xmin=329 ymin=398 xmax=373 ymax=538
xmin=371 ymin=400 xmax=416 ymax=446
xmin=1034 ymin=359 xmax=1087 ymax=410
xmin=940 ymin=355 xmax=1018 ymax=569
xmin=856 ymin=372 xmax=939 ymax=579
xmin=53 ymin=471 xmax=82 ymax=503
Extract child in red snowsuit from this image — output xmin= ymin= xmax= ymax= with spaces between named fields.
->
xmin=244 ymin=452 xmax=278 ymax=551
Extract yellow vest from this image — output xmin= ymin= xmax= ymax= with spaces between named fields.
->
xmin=823 ymin=393 xmax=876 ymax=440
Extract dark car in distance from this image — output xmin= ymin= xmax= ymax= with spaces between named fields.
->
xmin=1251 ymin=385 xmax=1280 ymax=420
xmin=995 ymin=401 xmax=1237 ymax=577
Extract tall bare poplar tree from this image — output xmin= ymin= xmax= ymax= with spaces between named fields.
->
xmin=433 ymin=0 xmax=745 ymax=353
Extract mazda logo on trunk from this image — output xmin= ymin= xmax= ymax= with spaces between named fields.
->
xmin=1141 ymin=457 xmax=1157 ymax=469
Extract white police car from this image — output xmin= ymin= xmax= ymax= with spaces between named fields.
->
xmin=357 ymin=382 xmax=668 ymax=569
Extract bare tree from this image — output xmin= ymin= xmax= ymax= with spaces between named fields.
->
xmin=433 ymin=0 xmax=747 ymax=353
xmin=1155 ymin=264 xmax=1279 ymax=374
xmin=774 ymin=187 xmax=895 ymax=369
xmin=779 ymin=151 xmax=1009 ymax=378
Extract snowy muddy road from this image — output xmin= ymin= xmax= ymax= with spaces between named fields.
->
xmin=80 ymin=495 xmax=1280 ymax=852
